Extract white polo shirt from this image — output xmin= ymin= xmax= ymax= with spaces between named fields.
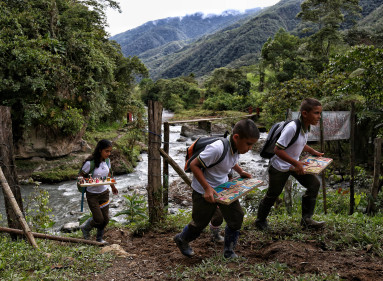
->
xmin=191 ymin=139 xmax=239 ymax=194
xmin=81 ymin=160 xmax=111 ymax=193
xmin=270 ymin=121 xmax=309 ymax=172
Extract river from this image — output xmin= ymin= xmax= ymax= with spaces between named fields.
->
xmin=0 ymin=112 xmax=269 ymax=231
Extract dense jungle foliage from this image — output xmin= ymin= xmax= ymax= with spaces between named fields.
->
xmin=0 ymin=0 xmax=147 ymax=140
xmin=139 ymin=0 xmax=382 ymax=163
xmin=0 ymin=0 xmax=382 ymax=163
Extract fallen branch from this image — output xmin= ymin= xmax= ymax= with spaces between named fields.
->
xmin=0 ymin=226 xmax=104 ymax=246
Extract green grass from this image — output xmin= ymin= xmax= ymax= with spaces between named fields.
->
xmin=0 ymin=235 xmax=114 ymax=281
xmin=2 ymin=188 xmax=382 ymax=280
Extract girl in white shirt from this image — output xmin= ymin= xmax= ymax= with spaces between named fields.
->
xmin=79 ymin=139 xmax=118 ymax=243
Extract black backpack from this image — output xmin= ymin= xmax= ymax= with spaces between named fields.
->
xmin=260 ymin=119 xmax=301 ymax=159
xmin=184 ymin=132 xmax=230 ymax=173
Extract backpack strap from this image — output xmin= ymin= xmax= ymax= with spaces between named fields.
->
xmin=286 ymin=119 xmax=301 ymax=148
xmin=105 ymin=158 xmax=112 ymax=175
xmin=89 ymin=160 xmax=95 ymax=176
xmin=206 ymin=138 xmax=230 ymax=169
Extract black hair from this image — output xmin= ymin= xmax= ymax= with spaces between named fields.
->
xmin=232 ymin=119 xmax=259 ymax=140
xmin=85 ymin=139 xmax=113 ymax=168
xmin=300 ymin=98 xmax=322 ymax=113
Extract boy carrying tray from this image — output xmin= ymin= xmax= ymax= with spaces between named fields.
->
xmin=255 ymin=98 xmax=326 ymax=231
xmin=174 ymin=119 xmax=259 ymax=258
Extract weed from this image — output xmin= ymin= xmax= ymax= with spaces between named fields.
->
xmin=24 ymin=183 xmax=55 ymax=231
xmin=114 ymin=192 xmax=148 ymax=224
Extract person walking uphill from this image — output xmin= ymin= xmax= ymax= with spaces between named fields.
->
xmin=255 ymin=98 xmax=325 ymax=231
xmin=174 ymin=119 xmax=260 ymax=258
xmin=79 ymin=139 xmax=118 ymax=244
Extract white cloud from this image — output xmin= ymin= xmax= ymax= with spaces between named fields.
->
xmin=105 ymin=0 xmax=280 ymax=36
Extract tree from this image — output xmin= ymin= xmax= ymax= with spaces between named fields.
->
xmin=0 ymin=106 xmax=24 ymax=237
xmin=297 ymin=0 xmax=361 ymax=61
xmin=261 ymin=28 xmax=316 ymax=83
xmin=140 ymin=77 xmax=201 ymax=112
xmin=0 ymin=0 xmax=146 ymax=138
xmin=204 ymin=67 xmax=247 ymax=96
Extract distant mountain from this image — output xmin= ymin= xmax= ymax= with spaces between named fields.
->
xmin=356 ymin=0 xmax=383 ymax=32
xmin=145 ymin=0 xmax=304 ymax=79
xmin=111 ymin=0 xmax=383 ymax=80
xmin=110 ymin=9 xmax=262 ymax=58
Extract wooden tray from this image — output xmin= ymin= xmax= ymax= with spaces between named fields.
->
xmin=214 ymin=177 xmax=264 ymax=205
xmin=300 ymin=156 xmax=333 ymax=175
xmin=78 ymin=181 xmax=116 ymax=187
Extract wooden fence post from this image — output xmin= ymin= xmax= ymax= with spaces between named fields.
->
xmin=349 ymin=102 xmax=356 ymax=215
xmin=367 ymin=138 xmax=382 ymax=214
xmin=147 ymin=101 xmax=164 ymax=224
xmin=163 ymin=121 xmax=169 ymax=208
xmin=320 ymin=115 xmax=327 ymax=214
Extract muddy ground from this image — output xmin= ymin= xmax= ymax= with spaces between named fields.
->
xmin=89 ymin=180 xmax=383 ymax=281
xmin=91 ymin=226 xmax=383 ymax=281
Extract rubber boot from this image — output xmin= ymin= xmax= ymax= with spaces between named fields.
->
xmin=80 ymin=218 xmax=93 ymax=240
xmin=301 ymin=196 xmax=325 ymax=229
xmin=173 ymin=225 xmax=199 ymax=257
xmin=210 ymin=224 xmax=224 ymax=243
xmin=96 ymin=228 xmax=107 ymax=244
xmin=223 ymin=226 xmax=240 ymax=259
xmin=255 ymin=196 xmax=276 ymax=231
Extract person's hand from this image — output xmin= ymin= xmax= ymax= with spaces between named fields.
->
xmin=203 ymin=186 xmax=218 ymax=203
xmin=291 ymin=161 xmax=306 ymax=175
xmin=313 ymin=151 xmax=324 ymax=157
xmin=111 ymin=186 xmax=118 ymax=195
xmin=239 ymin=171 xmax=252 ymax=179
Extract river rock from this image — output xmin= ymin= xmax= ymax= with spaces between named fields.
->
xmin=180 ymin=124 xmax=208 ymax=138
xmin=60 ymin=222 xmax=80 ymax=233
xmin=14 ymin=125 xmax=86 ymax=159
xmin=100 ymin=244 xmax=136 ymax=258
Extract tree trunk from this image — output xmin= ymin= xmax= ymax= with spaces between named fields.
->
xmin=0 ymin=106 xmax=24 ymax=236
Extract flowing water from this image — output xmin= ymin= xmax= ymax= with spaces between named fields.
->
xmin=0 ymin=112 xmax=269 ymax=231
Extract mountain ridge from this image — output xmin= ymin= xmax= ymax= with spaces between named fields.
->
xmin=111 ymin=0 xmax=383 ymax=80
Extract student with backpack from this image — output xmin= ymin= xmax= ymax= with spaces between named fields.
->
xmin=255 ymin=98 xmax=325 ymax=231
xmin=79 ymin=139 xmax=118 ymax=243
xmin=174 ymin=119 xmax=260 ymax=258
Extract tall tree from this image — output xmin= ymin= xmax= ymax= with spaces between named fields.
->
xmin=297 ymin=0 xmax=361 ymax=61
xmin=0 ymin=0 xmax=147 ymax=139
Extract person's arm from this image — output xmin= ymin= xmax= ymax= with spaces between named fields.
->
xmin=274 ymin=146 xmax=306 ymax=175
xmin=190 ymin=157 xmax=218 ymax=203
xmin=302 ymin=145 xmax=324 ymax=157
xmin=232 ymin=164 xmax=252 ymax=179
xmin=108 ymin=172 xmax=118 ymax=195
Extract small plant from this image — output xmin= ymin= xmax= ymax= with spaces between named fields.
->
xmin=24 ymin=183 xmax=55 ymax=232
xmin=114 ymin=192 xmax=148 ymax=224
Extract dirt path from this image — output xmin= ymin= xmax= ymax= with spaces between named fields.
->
xmin=91 ymin=228 xmax=383 ymax=280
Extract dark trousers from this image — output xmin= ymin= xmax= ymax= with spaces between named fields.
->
xmin=257 ymin=165 xmax=320 ymax=221
xmin=86 ymin=190 xmax=110 ymax=229
xmin=188 ymin=190 xmax=244 ymax=235
xmin=267 ymin=165 xmax=320 ymax=199
xmin=211 ymin=207 xmax=223 ymax=227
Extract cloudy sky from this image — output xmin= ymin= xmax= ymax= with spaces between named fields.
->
xmin=105 ymin=0 xmax=281 ymax=36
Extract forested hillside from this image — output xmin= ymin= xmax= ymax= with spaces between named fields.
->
xmin=110 ymin=9 xmax=262 ymax=58
xmin=145 ymin=0 xmax=303 ymax=79
xmin=112 ymin=0 xmax=383 ymax=80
